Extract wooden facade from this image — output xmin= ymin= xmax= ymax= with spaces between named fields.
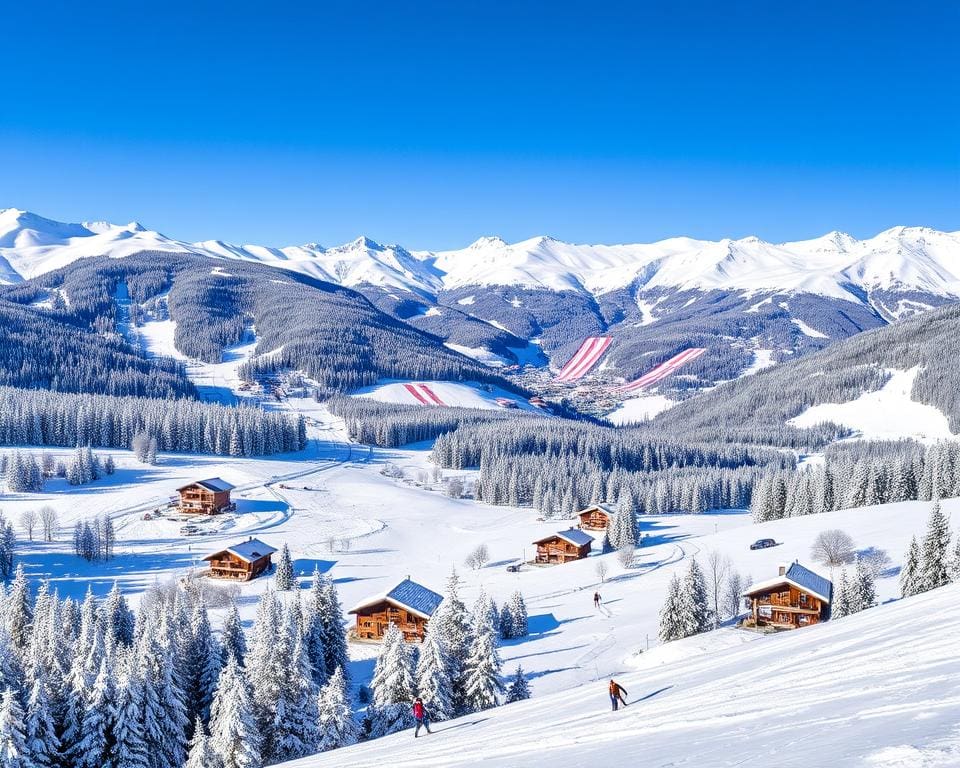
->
xmin=203 ymin=539 xmax=276 ymax=581
xmin=534 ymin=530 xmax=593 ymax=564
xmin=577 ymin=504 xmax=613 ymax=531
xmin=176 ymin=478 xmax=235 ymax=515
xmin=743 ymin=563 xmax=832 ymax=630
xmin=348 ymin=578 xmax=444 ymax=643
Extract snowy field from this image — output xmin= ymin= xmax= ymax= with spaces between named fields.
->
xmin=283 ymin=583 xmax=960 ymax=768
xmin=352 ymin=380 xmax=539 ymax=411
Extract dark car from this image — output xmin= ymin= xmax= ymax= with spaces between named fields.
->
xmin=750 ymin=538 xmax=777 ymax=550
xmin=506 ymin=563 xmax=522 ymax=573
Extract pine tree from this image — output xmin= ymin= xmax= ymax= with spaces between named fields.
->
xmin=220 ymin=604 xmax=247 ymax=666
xmin=187 ymin=601 xmax=222 ymax=725
xmin=274 ymin=544 xmax=295 ymax=591
xmin=949 ymin=534 xmax=960 ymax=583
xmin=316 ymin=666 xmax=357 ymax=752
xmin=429 ymin=569 xmax=470 ymax=715
xmin=111 ymin=653 xmax=149 ymax=768
xmin=184 ymin=717 xmax=217 ymax=768
xmin=507 ymin=591 xmax=528 ymax=638
xmin=852 ymin=555 xmax=876 ymax=613
xmin=415 ymin=627 xmax=453 ymax=722
xmin=24 ymin=671 xmax=58 ymax=768
xmin=658 ymin=573 xmax=684 ymax=642
xmin=504 ymin=665 xmax=530 ymax=704
xmin=318 ymin=575 xmax=349 ymax=681
xmin=919 ymin=502 xmax=951 ymax=592
xmin=462 ymin=602 xmax=504 ymax=713
xmin=900 ymin=536 xmax=921 ymax=598
xmin=0 ymin=688 xmax=30 ymax=768
xmin=368 ymin=623 xmax=415 ymax=737
xmin=678 ymin=558 xmax=710 ymax=637
xmin=833 ymin=568 xmax=852 ymax=619
xmin=268 ymin=613 xmax=318 ymax=762
xmin=72 ymin=659 xmax=113 ymax=768
xmin=209 ymin=655 xmax=261 ymax=768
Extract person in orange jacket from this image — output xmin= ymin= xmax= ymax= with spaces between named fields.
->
xmin=609 ymin=679 xmax=628 ymax=711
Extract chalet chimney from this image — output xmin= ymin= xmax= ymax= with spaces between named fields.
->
xmin=778 ymin=564 xmax=786 ymax=576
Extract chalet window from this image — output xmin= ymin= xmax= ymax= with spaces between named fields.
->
xmin=779 ymin=591 xmax=790 ymax=603
xmin=798 ymin=615 xmax=810 ymax=624
xmin=799 ymin=594 xmax=808 ymax=606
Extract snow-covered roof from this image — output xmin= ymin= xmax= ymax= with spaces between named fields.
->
xmin=203 ymin=538 xmax=277 ymax=564
xmin=178 ymin=477 xmax=235 ymax=493
xmin=348 ymin=578 xmax=444 ymax=620
xmin=743 ymin=562 xmax=833 ymax=603
xmin=577 ymin=504 xmax=613 ymax=517
xmin=534 ymin=528 xmax=594 ymax=547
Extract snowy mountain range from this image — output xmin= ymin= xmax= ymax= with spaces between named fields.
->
xmin=3 ymin=207 xmax=959 ymax=300
xmin=3 ymin=207 xmax=959 ymax=389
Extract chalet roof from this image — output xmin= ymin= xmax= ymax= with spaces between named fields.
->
xmin=177 ymin=477 xmax=235 ymax=493
xmin=348 ymin=578 xmax=444 ymax=620
xmin=743 ymin=562 xmax=833 ymax=603
xmin=577 ymin=504 xmax=613 ymax=517
xmin=203 ymin=538 xmax=277 ymax=564
xmin=534 ymin=528 xmax=594 ymax=547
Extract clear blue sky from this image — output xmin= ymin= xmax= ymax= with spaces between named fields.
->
xmin=1 ymin=1 xmax=957 ymax=248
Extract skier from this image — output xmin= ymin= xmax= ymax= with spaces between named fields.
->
xmin=413 ymin=696 xmax=432 ymax=737
xmin=608 ymin=679 xmax=628 ymax=711
xmin=593 ymin=591 xmax=601 ymax=609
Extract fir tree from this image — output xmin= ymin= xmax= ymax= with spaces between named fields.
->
xmin=852 ymin=555 xmax=876 ymax=613
xmin=833 ymin=568 xmax=852 ymax=619
xmin=220 ymin=604 xmax=247 ymax=666
xmin=678 ymin=558 xmax=710 ymax=637
xmin=504 ymin=665 xmax=530 ymax=704
xmin=24 ymin=671 xmax=58 ymax=768
xmin=209 ymin=655 xmax=261 ymax=768
xmin=429 ymin=569 xmax=470 ymax=715
xmin=184 ymin=717 xmax=218 ymax=768
xmin=658 ymin=573 xmax=684 ymax=642
xmin=0 ymin=688 xmax=30 ymax=768
xmin=462 ymin=602 xmax=504 ymax=713
xmin=415 ymin=627 xmax=453 ymax=722
xmin=900 ymin=536 xmax=921 ymax=598
xmin=318 ymin=575 xmax=349 ymax=682
xmin=111 ymin=656 xmax=149 ymax=768
xmin=72 ymin=660 xmax=113 ymax=768
xmin=274 ymin=544 xmax=295 ymax=592
xmin=920 ymin=502 xmax=951 ymax=592
xmin=367 ymin=623 xmax=415 ymax=737
xmin=316 ymin=667 xmax=357 ymax=752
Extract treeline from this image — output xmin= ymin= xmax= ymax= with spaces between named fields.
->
xmin=327 ymin=397 xmax=526 ymax=448
xmin=431 ymin=421 xmax=793 ymax=516
xmin=0 ymin=387 xmax=305 ymax=456
xmin=751 ymin=440 xmax=960 ymax=522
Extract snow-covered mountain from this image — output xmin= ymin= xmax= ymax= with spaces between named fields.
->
xmin=3 ymin=207 xmax=958 ymax=301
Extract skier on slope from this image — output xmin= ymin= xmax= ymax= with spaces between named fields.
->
xmin=594 ymin=591 xmax=601 ymax=609
xmin=413 ymin=696 xmax=432 ymax=737
xmin=608 ymin=679 xmax=628 ymax=711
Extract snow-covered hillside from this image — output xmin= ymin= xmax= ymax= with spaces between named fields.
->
xmin=282 ymin=582 xmax=960 ymax=768
xmin=3 ymin=208 xmax=959 ymax=303
xmin=353 ymin=380 xmax=539 ymax=411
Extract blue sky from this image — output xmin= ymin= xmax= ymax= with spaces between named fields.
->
xmin=1 ymin=1 xmax=957 ymax=248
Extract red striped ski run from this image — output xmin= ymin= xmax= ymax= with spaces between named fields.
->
xmin=616 ymin=348 xmax=706 ymax=393
xmin=403 ymin=383 xmax=447 ymax=406
xmin=556 ymin=337 xmax=613 ymax=382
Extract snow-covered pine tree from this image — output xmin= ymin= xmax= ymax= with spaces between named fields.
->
xmin=319 ymin=575 xmax=349 ymax=681
xmin=678 ymin=557 xmax=710 ymax=637
xmin=617 ymin=490 xmax=638 ymax=547
xmin=187 ymin=600 xmax=222 ymax=725
xmin=429 ymin=568 xmax=470 ymax=715
xmin=920 ymin=502 xmax=951 ymax=592
xmin=949 ymin=534 xmax=960 ymax=583
xmin=0 ymin=687 xmax=29 ymax=768
xmin=24 ymin=670 xmax=59 ymax=768
xmin=220 ymin=603 xmax=247 ymax=666
xmin=900 ymin=536 xmax=921 ymax=598
xmin=301 ymin=569 xmax=328 ymax=688
xmin=6 ymin=564 xmax=32 ymax=653
xmin=316 ymin=666 xmax=357 ymax=752
xmin=110 ymin=651 xmax=149 ymax=768
xmin=852 ymin=555 xmax=876 ymax=613
xmin=833 ymin=568 xmax=852 ymax=619
xmin=415 ymin=626 xmax=453 ymax=722
xmin=209 ymin=654 xmax=262 ymax=768
xmin=462 ymin=600 xmax=504 ymax=713
xmin=367 ymin=623 xmax=415 ymax=737
xmin=497 ymin=604 xmax=514 ymax=640
xmin=504 ymin=665 xmax=530 ymax=704
xmin=658 ymin=573 xmax=684 ymax=642
xmin=508 ymin=591 xmax=527 ymax=638
xmin=268 ymin=611 xmax=319 ymax=763
xmin=101 ymin=581 xmax=135 ymax=647
xmin=72 ymin=659 xmax=114 ymax=768
xmin=184 ymin=717 xmax=217 ymax=768
xmin=274 ymin=544 xmax=295 ymax=591
xmin=246 ymin=589 xmax=283 ymax=754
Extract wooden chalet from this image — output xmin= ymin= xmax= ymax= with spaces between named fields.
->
xmin=176 ymin=478 xmax=235 ymax=515
xmin=202 ymin=538 xmax=277 ymax=581
xmin=576 ymin=504 xmax=614 ymax=531
xmin=534 ymin=528 xmax=593 ymax=564
xmin=743 ymin=562 xmax=832 ymax=629
xmin=348 ymin=578 xmax=444 ymax=643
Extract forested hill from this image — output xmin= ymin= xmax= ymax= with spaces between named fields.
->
xmin=0 ymin=251 xmax=519 ymax=400
xmin=647 ymin=300 xmax=960 ymax=448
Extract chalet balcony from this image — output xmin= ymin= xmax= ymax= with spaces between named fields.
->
xmin=755 ymin=596 xmax=819 ymax=612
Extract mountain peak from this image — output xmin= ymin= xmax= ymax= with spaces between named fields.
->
xmin=467 ymin=235 xmax=508 ymax=249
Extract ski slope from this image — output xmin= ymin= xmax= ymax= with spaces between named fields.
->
xmin=283 ymin=583 xmax=960 ymax=768
xmin=616 ymin=348 xmax=706 ymax=392
xmin=556 ymin=337 xmax=612 ymax=381
xmin=353 ymin=380 xmax=538 ymax=411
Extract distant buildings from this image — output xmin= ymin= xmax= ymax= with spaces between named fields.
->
xmin=203 ymin=538 xmax=277 ymax=581
xmin=533 ymin=528 xmax=593 ymax=564
xmin=176 ymin=478 xmax=236 ymax=515
xmin=348 ymin=577 xmax=444 ymax=642
xmin=576 ymin=504 xmax=613 ymax=531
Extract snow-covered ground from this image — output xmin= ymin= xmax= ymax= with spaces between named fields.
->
xmin=605 ymin=394 xmax=675 ymax=425
xmin=282 ymin=582 xmax=960 ymax=768
xmin=789 ymin=367 xmax=956 ymax=442
xmin=352 ymin=380 xmax=538 ymax=411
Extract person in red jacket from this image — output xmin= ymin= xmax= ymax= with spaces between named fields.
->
xmin=609 ymin=679 xmax=628 ymax=711
xmin=413 ymin=697 xmax=432 ymax=737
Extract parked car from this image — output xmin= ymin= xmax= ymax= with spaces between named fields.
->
xmin=179 ymin=525 xmax=200 ymax=536
xmin=506 ymin=563 xmax=522 ymax=573
xmin=749 ymin=538 xmax=777 ymax=550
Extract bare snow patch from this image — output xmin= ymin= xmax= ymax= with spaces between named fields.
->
xmin=444 ymin=343 xmax=508 ymax=367
xmin=789 ymin=367 xmax=955 ymax=442
xmin=741 ymin=349 xmax=776 ymax=376
xmin=606 ymin=394 xmax=675 ymax=425
xmin=456 ymin=295 xmax=475 ymax=305
xmin=792 ymin=318 xmax=829 ymax=338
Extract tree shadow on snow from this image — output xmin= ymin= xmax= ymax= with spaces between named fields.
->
xmin=526 ymin=613 xmax=561 ymax=634
xmin=292 ymin=558 xmax=335 ymax=577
